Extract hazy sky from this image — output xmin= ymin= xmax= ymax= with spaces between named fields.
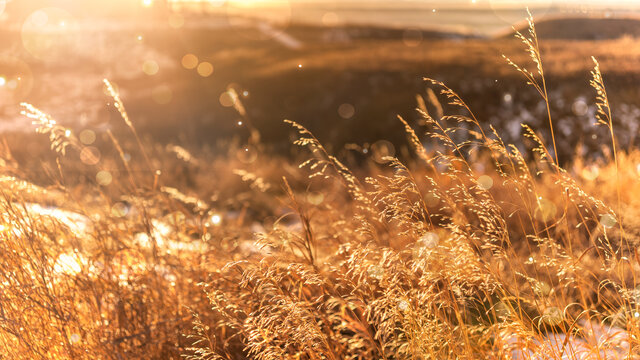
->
xmin=237 ymin=0 xmax=640 ymax=8
xmin=189 ymin=0 xmax=640 ymax=10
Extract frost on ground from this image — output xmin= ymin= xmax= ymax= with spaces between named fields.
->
xmin=504 ymin=320 xmax=631 ymax=359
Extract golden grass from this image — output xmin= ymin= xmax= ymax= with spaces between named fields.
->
xmin=1 ymin=13 xmax=640 ymax=359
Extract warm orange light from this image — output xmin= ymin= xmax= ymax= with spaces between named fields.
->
xmin=197 ymin=62 xmax=214 ymax=77
xmin=181 ymin=54 xmax=199 ymax=69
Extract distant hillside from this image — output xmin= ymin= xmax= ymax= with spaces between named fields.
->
xmin=503 ymin=16 xmax=640 ymax=40
xmin=285 ymin=23 xmax=477 ymax=43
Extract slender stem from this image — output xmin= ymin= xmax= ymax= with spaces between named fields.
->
xmin=534 ymin=35 xmax=560 ymax=168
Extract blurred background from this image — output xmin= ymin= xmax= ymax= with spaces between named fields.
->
xmin=1 ymin=0 xmax=640 ymax=164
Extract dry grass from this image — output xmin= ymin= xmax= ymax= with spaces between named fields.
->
xmin=1 ymin=13 xmax=640 ymax=359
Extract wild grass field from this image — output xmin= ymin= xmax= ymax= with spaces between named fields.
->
xmin=2 ymin=10 xmax=640 ymax=360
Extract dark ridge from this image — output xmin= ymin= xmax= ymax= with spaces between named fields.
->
xmin=500 ymin=16 xmax=640 ymax=40
xmin=284 ymin=23 xmax=481 ymax=41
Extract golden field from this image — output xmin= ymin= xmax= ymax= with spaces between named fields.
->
xmin=2 ymin=7 xmax=640 ymax=360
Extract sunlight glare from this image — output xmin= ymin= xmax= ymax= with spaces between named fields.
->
xmin=53 ymin=253 xmax=84 ymax=277
xmin=210 ymin=214 xmax=222 ymax=226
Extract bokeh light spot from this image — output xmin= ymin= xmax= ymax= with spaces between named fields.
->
xmin=79 ymin=146 xmax=101 ymax=166
xmin=96 ymin=170 xmax=112 ymax=186
xmin=478 ymin=175 xmax=494 ymax=190
xmin=580 ymin=165 xmax=599 ymax=181
xmin=534 ymin=282 xmax=552 ymax=297
xmin=371 ymin=140 xmax=395 ymax=164
xmin=402 ymin=28 xmax=423 ymax=47
xmin=572 ymin=98 xmax=589 ymax=116
xmin=219 ymin=91 xmax=236 ymax=107
xmin=542 ymin=306 xmax=563 ymax=326
xmin=237 ymin=146 xmax=257 ymax=164
xmin=79 ymin=129 xmax=96 ymax=145
xmin=197 ymin=62 xmax=214 ymax=77
xmin=425 ymin=192 xmax=439 ymax=208
xmin=600 ymin=213 xmax=617 ymax=229
xmin=338 ymin=103 xmax=355 ymax=119
xmin=181 ymin=54 xmax=198 ymax=69
xmin=307 ymin=191 xmax=324 ymax=205
xmin=111 ymin=202 xmax=129 ymax=217
xmin=142 ymin=60 xmax=159 ymax=75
